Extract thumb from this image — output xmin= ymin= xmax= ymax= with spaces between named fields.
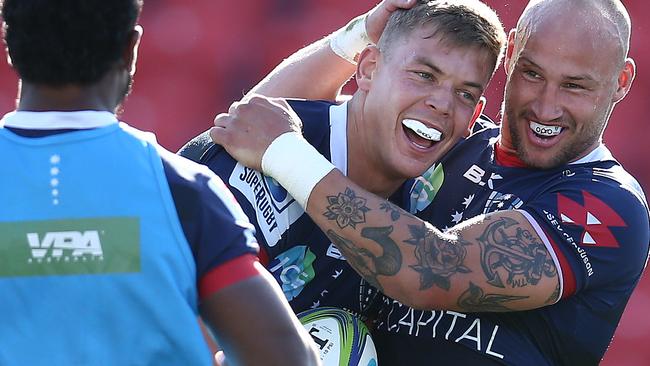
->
xmin=209 ymin=126 xmax=229 ymax=146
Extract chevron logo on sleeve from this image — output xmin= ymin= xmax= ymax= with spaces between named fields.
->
xmin=557 ymin=191 xmax=627 ymax=248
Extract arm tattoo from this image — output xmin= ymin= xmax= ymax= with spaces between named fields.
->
xmin=457 ymin=282 xmax=529 ymax=312
xmin=545 ymin=283 xmax=560 ymax=305
xmin=326 ymin=227 xmax=402 ymax=292
xmin=477 ymin=217 xmax=557 ymax=289
xmin=324 ymin=188 xmax=370 ymax=229
xmin=404 ymin=223 xmax=471 ymax=291
xmin=379 ymin=202 xmax=401 ymax=222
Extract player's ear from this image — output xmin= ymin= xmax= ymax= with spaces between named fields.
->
xmin=123 ymin=25 xmax=143 ymax=76
xmin=467 ymin=96 xmax=486 ymax=135
xmin=356 ymin=45 xmax=380 ymax=91
xmin=503 ymin=29 xmax=516 ymax=77
xmin=613 ymin=58 xmax=635 ymax=104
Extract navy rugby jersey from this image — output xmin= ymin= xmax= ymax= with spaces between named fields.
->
xmin=179 ymin=99 xmax=407 ymax=318
xmin=373 ymin=122 xmax=650 ymax=366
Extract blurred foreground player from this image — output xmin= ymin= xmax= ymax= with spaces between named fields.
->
xmin=0 ymin=0 xmax=318 ymax=365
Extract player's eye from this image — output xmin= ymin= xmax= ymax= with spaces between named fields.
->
xmin=414 ymin=71 xmax=434 ymax=81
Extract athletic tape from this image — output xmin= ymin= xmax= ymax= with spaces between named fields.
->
xmin=261 ymin=132 xmax=336 ymax=208
xmin=329 ymin=14 xmax=373 ymax=65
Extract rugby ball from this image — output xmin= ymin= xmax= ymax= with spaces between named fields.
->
xmin=298 ymin=307 xmax=378 ymax=366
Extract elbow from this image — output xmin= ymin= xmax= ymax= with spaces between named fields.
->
xmin=287 ymin=335 xmax=320 ymax=366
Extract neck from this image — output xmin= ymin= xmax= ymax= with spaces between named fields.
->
xmin=17 ymin=71 xmax=123 ymax=112
xmin=346 ymin=94 xmax=405 ymax=199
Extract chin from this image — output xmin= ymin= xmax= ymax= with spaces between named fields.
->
xmin=520 ymin=149 xmax=571 ymax=170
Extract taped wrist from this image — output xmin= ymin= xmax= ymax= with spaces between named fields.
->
xmin=261 ymin=132 xmax=335 ymax=208
xmin=329 ymin=14 xmax=373 ymax=65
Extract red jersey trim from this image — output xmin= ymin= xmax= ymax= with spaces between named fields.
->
xmin=542 ymin=226 xmax=577 ymax=299
xmin=495 ymin=143 xmax=528 ymax=168
xmin=258 ymin=246 xmax=270 ymax=267
xmin=199 ymin=254 xmax=262 ymax=300
xmin=519 ymin=210 xmax=577 ymax=301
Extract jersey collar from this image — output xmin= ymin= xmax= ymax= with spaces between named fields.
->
xmin=329 ymin=101 xmax=348 ymax=174
xmin=0 ymin=110 xmax=118 ymax=130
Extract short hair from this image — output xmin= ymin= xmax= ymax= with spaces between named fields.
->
xmin=1 ymin=0 xmax=143 ymax=86
xmin=378 ymin=0 xmax=507 ymax=76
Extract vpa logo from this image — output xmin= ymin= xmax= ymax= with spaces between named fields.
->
xmin=0 ymin=217 xmax=140 ymax=277
xmin=27 ymin=230 xmax=103 ymax=262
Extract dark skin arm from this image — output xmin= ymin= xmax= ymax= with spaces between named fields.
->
xmin=200 ymin=266 xmax=319 ymax=366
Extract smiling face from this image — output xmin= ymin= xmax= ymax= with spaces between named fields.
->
xmin=353 ymin=25 xmax=493 ymax=183
xmin=501 ymin=1 xmax=635 ymax=169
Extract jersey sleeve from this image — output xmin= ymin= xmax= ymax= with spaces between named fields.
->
xmin=519 ymin=170 xmax=650 ymax=299
xmin=160 ymin=151 xmax=261 ymax=300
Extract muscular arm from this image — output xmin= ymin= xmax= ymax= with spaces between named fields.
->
xmin=245 ymin=0 xmax=415 ymax=101
xmin=246 ymin=37 xmax=355 ymax=101
xmin=201 ymin=266 xmax=319 ymax=366
xmin=305 ymin=170 xmax=560 ymax=311
xmin=211 ymin=96 xmax=560 ymax=312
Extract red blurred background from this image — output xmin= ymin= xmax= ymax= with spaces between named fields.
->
xmin=1 ymin=1 xmax=648 ymax=364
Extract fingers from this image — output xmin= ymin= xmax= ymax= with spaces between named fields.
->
xmin=383 ymin=0 xmax=416 ymax=12
xmin=366 ymin=0 xmax=417 ymax=44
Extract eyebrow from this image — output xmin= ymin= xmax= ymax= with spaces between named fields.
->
xmin=414 ymin=56 xmax=485 ymax=91
xmin=520 ymin=56 xmax=597 ymax=83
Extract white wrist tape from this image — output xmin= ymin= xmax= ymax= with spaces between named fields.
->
xmin=261 ymin=132 xmax=336 ymax=208
xmin=329 ymin=14 xmax=373 ymax=65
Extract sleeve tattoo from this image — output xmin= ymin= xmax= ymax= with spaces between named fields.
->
xmin=322 ymin=188 xmax=557 ymax=301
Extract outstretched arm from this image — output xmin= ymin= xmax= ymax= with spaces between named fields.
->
xmin=247 ymin=0 xmax=416 ymax=100
xmin=201 ymin=264 xmax=319 ymax=366
xmin=211 ymin=96 xmax=561 ymax=312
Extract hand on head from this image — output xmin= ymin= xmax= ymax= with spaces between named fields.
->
xmin=365 ymin=0 xmax=417 ymax=43
xmin=210 ymin=95 xmax=303 ymax=171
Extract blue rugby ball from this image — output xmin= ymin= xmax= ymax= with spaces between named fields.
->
xmin=298 ymin=307 xmax=378 ymax=366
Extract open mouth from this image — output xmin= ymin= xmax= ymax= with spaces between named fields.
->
xmin=402 ymin=119 xmax=442 ymax=149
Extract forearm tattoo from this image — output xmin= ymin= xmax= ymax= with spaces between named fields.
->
xmin=379 ymin=202 xmax=401 ymax=222
xmin=325 ymin=226 xmax=404 ymax=293
xmin=457 ymin=282 xmax=529 ymax=312
xmin=324 ymin=188 xmax=370 ymax=229
xmin=404 ymin=223 xmax=471 ymax=291
xmin=477 ymin=217 xmax=557 ymax=289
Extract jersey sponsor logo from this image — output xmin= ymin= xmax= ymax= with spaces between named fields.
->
xmin=377 ymin=300 xmax=505 ymax=360
xmin=27 ymin=230 xmax=103 ymax=260
xmin=463 ymin=165 xmax=502 ymax=189
xmin=326 ymin=243 xmax=346 ymax=260
xmin=557 ymin=191 xmax=626 ymax=248
xmin=409 ymin=163 xmax=445 ymax=213
xmin=0 ymin=217 xmax=140 ymax=277
xmin=268 ymin=245 xmax=316 ymax=301
xmin=230 ymin=164 xmax=304 ymax=247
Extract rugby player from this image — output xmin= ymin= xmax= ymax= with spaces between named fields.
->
xmin=0 ymin=1 xmax=318 ymax=364
xmin=212 ymin=0 xmax=650 ymax=364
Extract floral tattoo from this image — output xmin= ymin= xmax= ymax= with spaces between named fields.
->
xmin=404 ymin=223 xmax=471 ymax=291
xmin=324 ymin=188 xmax=370 ymax=229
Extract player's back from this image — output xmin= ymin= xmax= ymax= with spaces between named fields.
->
xmin=0 ymin=114 xmax=213 ymax=365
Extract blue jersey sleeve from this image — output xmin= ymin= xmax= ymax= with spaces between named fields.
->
xmin=160 ymin=150 xmax=259 ymax=282
xmin=521 ymin=163 xmax=650 ymax=297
